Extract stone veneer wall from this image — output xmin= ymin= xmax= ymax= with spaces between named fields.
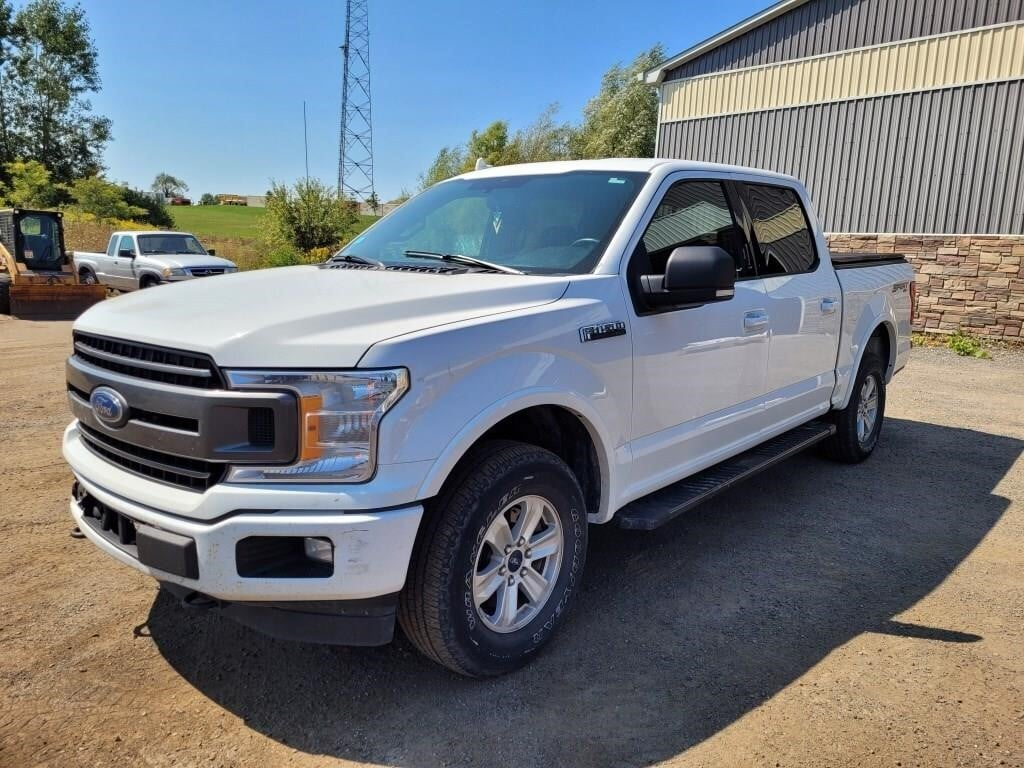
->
xmin=826 ymin=233 xmax=1024 ymax=340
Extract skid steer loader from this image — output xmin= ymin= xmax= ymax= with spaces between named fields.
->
xmin=0 ymin=208 xmax=106 ymax=319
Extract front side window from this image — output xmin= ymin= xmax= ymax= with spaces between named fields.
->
xmin=137 ymin=234 xmax=206 ymax=255
xmin=340 ymin=171 xmax=648 ymax=275
xmin=118 ymin=235 xmax=135 ymax=256
xmin=742 ymin=183 xmax=817 ymax=275
xmin=638 ymin=180 xmax=749 ymax=276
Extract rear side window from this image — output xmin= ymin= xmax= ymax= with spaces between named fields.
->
xmin=742 ymin=183 xmax=817 ymax=275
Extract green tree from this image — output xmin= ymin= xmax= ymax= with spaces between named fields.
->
xmin=262 ymin=178 xmax=357 ymax=253
xmin=0 ymin=158 xmax=59 ymax=207
xmin=507 ymin=104 xmax=574 ymax=164
xmin=199 ymin=193 xmax=217 ymax=206
xmin=1 ymin=0 xmax=111 ymax=185
xmin=69 ymin=176 xmax=145 ymax=221
xmin=419 ymin=145 xmax=466 ymax=190
xmin=571 ymin=44 xmax=664 ymax=159
xmin=152 ymin=172 xmax=187 ymax=198
xmin=366 ymin=191 xmax=380 ymax=215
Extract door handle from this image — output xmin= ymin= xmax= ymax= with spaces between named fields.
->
xmin=820 ymin=297 xmax=839 ymax=314
xmin=743 ymin=310 xmax=769 ymax=332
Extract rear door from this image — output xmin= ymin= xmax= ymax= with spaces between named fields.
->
xmin=624 ymin=176 xmax=770 ymax=500
xmin=736 ymin=181 xmax=841 ymax=430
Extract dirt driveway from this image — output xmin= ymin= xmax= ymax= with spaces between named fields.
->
xmin=1 ymin=316 xmax=1022 ymax=768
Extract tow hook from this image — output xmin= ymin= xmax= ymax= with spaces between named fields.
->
xmin=180 ymin=591 xmax=221 ymax=612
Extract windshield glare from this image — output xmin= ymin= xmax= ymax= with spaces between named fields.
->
xmin=138 ymin=234 xmax=206 ymax=255
xmin=343 ymin=171 xmax=648 ymax=275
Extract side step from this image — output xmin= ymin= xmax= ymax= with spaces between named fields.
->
xmin=616 ymin=421 xmax=836 ymax=531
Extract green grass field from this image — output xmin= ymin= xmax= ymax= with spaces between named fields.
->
xmin=167 ymin=205 xmax=265 ymax=240
xmin=167 ymin=205 xmax=379 ymax=243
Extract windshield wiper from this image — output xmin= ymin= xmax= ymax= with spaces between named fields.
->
xmin=403 ymin=250 xmax=524 ymax=275
xmin=329 ymin=252 xmax=385 ymax=268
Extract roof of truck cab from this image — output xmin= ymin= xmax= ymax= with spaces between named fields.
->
xmin=453 ymin=158 xmax=799 ymax=184
xmin=115 ymin=231 xmax=196 ymax=237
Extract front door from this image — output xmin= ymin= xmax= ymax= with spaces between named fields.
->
xmin=625 ymin=177 xmax=770 ymax=502
xmin=112 ymin=234 xmax=138 ymax=289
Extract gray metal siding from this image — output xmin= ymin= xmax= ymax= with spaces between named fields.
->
xmin=665 ymin=0 xmax=1024 ymax=81
xmin=657 ymin=81 xmax=1024 ymax=234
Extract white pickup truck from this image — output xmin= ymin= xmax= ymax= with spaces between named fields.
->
xmin=73 ymin=230 xmax=237 ymax=291
xmin=63 ymin=159 xmax=912 ymax=677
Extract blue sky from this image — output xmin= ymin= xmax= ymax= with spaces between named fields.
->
xmin=78 ymin=0 xmax=767 ymax=201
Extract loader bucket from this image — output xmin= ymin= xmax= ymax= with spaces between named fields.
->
xmin=9 ymin=283 xmax=106 ymax=320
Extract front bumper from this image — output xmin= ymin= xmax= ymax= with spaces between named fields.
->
xmin=69 ymin=468 xmax=423 ymax=604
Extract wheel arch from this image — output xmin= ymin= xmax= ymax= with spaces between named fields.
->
xmin=836 ymin=319 xmax=896 ymax=410
xmin=416 ymin=393 xmax=614 ymax=523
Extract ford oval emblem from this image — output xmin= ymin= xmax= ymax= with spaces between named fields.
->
xmin=90 ymin=386 xmax=129 ymax=428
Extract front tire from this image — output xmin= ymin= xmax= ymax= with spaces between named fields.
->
xmin=822 ymin=348 xmax=886 ymax=463
xmin=398 ymin=441 xmax=587 ymax=677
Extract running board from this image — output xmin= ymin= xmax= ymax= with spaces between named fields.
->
xmin=616 ymin=421 xmax=837 ymax=531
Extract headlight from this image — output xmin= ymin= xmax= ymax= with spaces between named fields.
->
xmin=162 ymin=267 xmax=186 ymax=277
xmin=224 ymin=266 xmax=238 ymax=273
xmin=224 ymin=369 xmax=409 ymax=483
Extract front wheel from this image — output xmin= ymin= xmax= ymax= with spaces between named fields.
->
xmin=398 ymin=441 xmax=587 ymax=677
xmin=822 ymin=349 xmax=886 ymax=463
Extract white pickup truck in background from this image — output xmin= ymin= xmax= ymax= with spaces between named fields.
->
xmin=62 ymin=159 xmax=912 ymax=677
xmin=73 ymin=231 xmax=237 ymax=291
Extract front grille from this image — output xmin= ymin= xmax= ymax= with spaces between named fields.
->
xmin=68 ymin=383 xmax=199 ymax=433
xmin=73 ymin=332 xmax=223 ymax=389
xmin=79 ymin=423 xmax=224 ymax=492
xmin=188 ymin=268 xmax=225 ymax=277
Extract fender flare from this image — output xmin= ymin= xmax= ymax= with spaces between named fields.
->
xmin=838 ymin=317 xmax=897 ymax=410
xmin=415 ymin=388 xmax=618 ymax=522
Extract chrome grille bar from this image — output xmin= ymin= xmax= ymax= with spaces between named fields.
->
xmin=74 ymin=341 xmax=212 ymax=378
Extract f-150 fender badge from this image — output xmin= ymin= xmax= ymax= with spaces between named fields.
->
xmin=579 ymin=321 xmax=626 ymax=343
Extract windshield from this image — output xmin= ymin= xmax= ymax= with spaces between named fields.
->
xmin=137 ymin=234 xmax=207 ymax=255
xmin=341 ymin=171 xmax=648 ymax=275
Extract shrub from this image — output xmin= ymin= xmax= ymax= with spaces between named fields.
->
xmin=947 ymin=330 xmax=990 ymax=359
xmin=120 ymin=186 xmax=174 ymax=228
xmin=261 ymin=178 xmax=357 ymax=253
xmin=69 ymin=176 xmax=145 ymax=221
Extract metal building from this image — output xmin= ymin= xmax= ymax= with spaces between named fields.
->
xmin=646 ymin=0 xmax=1024 ymax=340
xmin=646 ymin=0 xmax=1024 ymax=234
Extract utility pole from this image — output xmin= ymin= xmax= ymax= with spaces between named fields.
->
xmin=337 ymin=0 xmax=374 ymax=203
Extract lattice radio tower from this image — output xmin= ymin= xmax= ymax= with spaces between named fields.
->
xmin=337 ymin=0 xmax=374 ymax=202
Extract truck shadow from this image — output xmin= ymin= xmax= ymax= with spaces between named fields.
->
xmin=145 ymin=417 xmax=1021 ymax=767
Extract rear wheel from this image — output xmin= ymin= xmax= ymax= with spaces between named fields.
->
xmin=822 ymin=347 xmax=886 ymax=463
xmin=398 ymin=441 xmax=587 ymax=677
xmin=79 ymin=268 xmax=98 ymax=286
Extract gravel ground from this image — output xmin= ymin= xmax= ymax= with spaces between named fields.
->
xmin=1 ymin=316 xmax=1022 ymax=768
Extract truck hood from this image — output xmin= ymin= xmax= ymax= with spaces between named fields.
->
xmin=74 ymin=265 xmax=571 ymax=367
xmin=144 ymin=253 xmax=238 ymax=269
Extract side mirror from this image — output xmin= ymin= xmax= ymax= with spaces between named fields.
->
xmin=118 ymin=248 xmax=135 ymax=259
xmin=640 ymin=245 xmax=736 ymax=307
xmin=207 ymin=248 xmax=216 ymax=256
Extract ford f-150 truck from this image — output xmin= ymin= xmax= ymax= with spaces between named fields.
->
xmin=73 ymin=231 xmax=237 ymax=291
xmin=63 ymin=159 xmax=912 ymax=677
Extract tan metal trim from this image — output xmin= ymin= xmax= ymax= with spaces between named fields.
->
xmin=660 ymin=22 xmax=1024 ymax=122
